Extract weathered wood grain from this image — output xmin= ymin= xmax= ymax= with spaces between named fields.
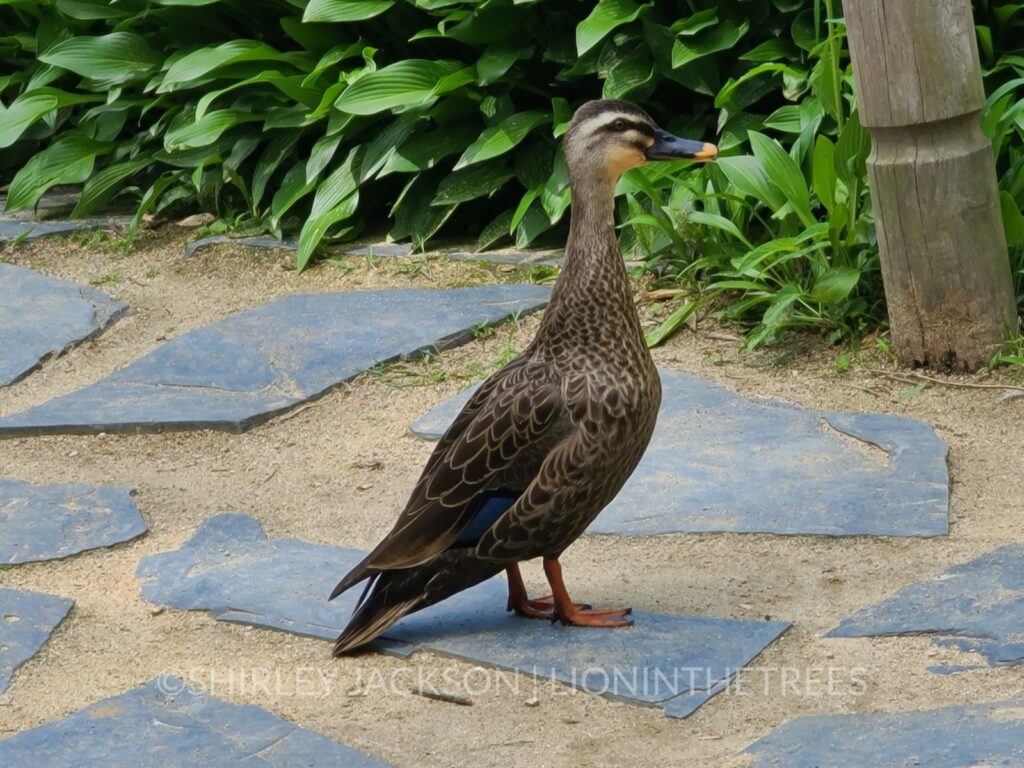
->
xmin=843 ymin=0 xmax=1016 ymax=369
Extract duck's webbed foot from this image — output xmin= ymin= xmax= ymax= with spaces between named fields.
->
xmin=505 ymin=564 xmax=590 ymax=620
xmin=543 ymin=556 xmax=634 ymax=628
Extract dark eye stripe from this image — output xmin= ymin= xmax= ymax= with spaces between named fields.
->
xmin=602 ymin=118 xmax=654 ymax=137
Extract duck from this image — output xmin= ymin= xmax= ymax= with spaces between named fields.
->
xmin=330 ymin=99 xmax=718 ymax=654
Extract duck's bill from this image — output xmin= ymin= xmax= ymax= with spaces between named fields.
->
xmin=647 ymin=131 xmax=718 ymax=162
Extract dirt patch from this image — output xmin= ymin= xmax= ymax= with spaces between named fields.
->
xmin=1 ymin=227 xmax=1023 ymax=766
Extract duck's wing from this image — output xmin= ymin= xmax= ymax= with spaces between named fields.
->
xmin=473 ymin=425 xmax=602 ymax=563
xmin=331 ymin=357 xmax=564 ymax=596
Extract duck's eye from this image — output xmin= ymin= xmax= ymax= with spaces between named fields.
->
xmin=612 ymin=119 xmax=627 ymax=132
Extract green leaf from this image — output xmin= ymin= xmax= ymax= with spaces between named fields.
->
xmin=310 ymin=145 xmax=363 ymax=219
xmin=0 ymin=92 xmax=58 ymax=148
xmin=56 ymin=0 xmax=132 ymax=20
xmin=6 ymin=136 xmax=107 ymax=212
xmin=433 ymin=160 xmax=514 ymax=205
xmin=477 ymin=209 xmax=514 ymax=251
xmin=576 ymin=0 xmax=643 ymax=55
xmin=164 ymin=110 xmax=261 ymax=150
xmin=306 ymin=134 xmax=342 ymax=184
xmin=477 ymin=43 xmax=534 ymax=86
xmin=1000 ymin=190 xmax=1024 ymax=247
xmin=270 ymin=164 xmax=316 ymax=229
xmin=810 ymin=266 xmax=860 ymax=304
xmin=40 ymin=33 xmax=161 ymax=84
xmin=253 ymin=132 xmax=301 ymax=210
xmin=303 ymin=0 xmax=393 ymax=22
xmin=812 ymin=135 xmax=837 ymax=213
xmin=686 ymin=210 xmax=753 ymax=248
xmin=161 ymin=41 xmax=291 ymax=92
xmin=672 ymin=20 xmax=749 ymax=69
xmin=297 ymin=192 xmax=359 ymax=271
xmin=335 ymin=60 xmax=459 ymax=115
xmin=749 ymin=131 xmax=814 ymax=227
xmin=380 ymin=123 xmax=477 ymax=176
xmin=72 ymin=157 xmax=151 ymax=216
xmin=716 ymin=155 xmax=787 ymax=212
xmin=454 ymin=111 xmax=548 ymax=170
xmin=391 ymin=173 xmax=456 ymax=248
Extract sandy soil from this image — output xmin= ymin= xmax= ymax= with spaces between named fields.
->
xmin=1 ymin=227 xmax=1023 ymax=767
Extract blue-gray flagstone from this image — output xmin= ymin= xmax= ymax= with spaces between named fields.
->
xmin=828 ymin=544 xmax=1024 ymax=668
xmin=411 ymin=369 xmax=950 ymax=537
xmin=137 ymin=513 xmax=790 ymax=718
xmin=1 ymin=478 xmax=146 ymax=564
xmin=745 ymin=700 xmax=1024 ymax=768
xmin=0 ymin=286 xmax=550 ymax=436
xmin=0 ymin=588 xmax=73 ymax=694
xmin=0 ymin=676 xmax=390 ymax=767
xmin=0 ymin=263 xmax=127 ymax=386
xmin=0 ymin=216 xmax=130 ymax=245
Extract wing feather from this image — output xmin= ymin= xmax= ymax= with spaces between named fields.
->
xmin=362 ymin=356 xmax=564 ymax=570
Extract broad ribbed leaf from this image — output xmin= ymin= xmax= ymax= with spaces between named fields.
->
xmin=576 ymin=0 xmax=643 ymax=55
xmin=433 ymin=160 xmax=514 ymax=205
xmin=253 ymin=132 xmax=301 ymax=210
xmin=687 ymin=210 xmax=753 ymax=248
xmin=454 ymin=111 xmax=548 ymax=170
xmin=310 ymin=145 xmax=363 ymax=219
xmin=306 ymin=135 xmax=342 ymax=184
xmin=1000 ymin=190 xmax=1024 ymax=247
xmin=477 ymin=43 xmax=534 ymax=85
xmin=161 ymin=41 xmax=291 ymax=92
xmin=303 ymin=0 xmax=394 ymax=22
xmin=40 ymin=33 xmax=161 ymax=83
xmin=477 ymin=209 xmax=514 ymax=251
xmin=0 ymin=92 xmax=58 ymax=148
xmin=6 ymin=136 xmax=107 ymax=211
xmin=335 ymin=60 xmax=455 ymax=115
xmin=297 ymin=192 xmax=359 ymax=271
xmin=56 ymin=0 xmax=132 ymax=19
xmin=72 ymin=157 xmax=151 ymax=216
xmin=749 ymin=131 xmax=814 ymax=226
xmin=716 ymin=155 xmax=787 ymax=212
xmin=270 ymin=164 xmax=317 ymax=229
xmin=810 ymin=267 xmax=860 ymax=304
xmin=671 ymin=20 xmax=748 ymax=68
xmin=812 ymin=135 xmax=837 ymax=213
xmin=164 ymin=110 xmax=260 ymax=150
xmin=380 ymin=124 xmax=478 ymax=176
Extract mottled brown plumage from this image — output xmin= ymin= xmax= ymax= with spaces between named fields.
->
xmin=331 ymin=100 xmax=717 ymax=655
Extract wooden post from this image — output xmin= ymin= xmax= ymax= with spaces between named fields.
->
xmin=843 ymin=0 xmax=1017 ymax=370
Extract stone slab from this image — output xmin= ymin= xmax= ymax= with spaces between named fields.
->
xmin=183 ymin=234 xmax=298 ymax=257
xmin=0 ymin=676 xmax=390 ymax=767
xmin=137 ymin=514 xmax=789 ymax=718
xmin=0 ymin=286 xmax=550 ymax=436
xmin=745 ymin=700 xmax=1024 ymax=768
xmin=1 ymin=478 xmax=146 ymax=564
xmin=0 ymin=217 xmax=130 ymax=244
xmin=828 ymin=544 xmax=1024 ymax=668
xmin=0 ymin=588 xmax=73 ymax=695
xmin=411 ymin=369 xmax=950 ymax=537
xmin=0 ymin=263 xmax=127 ymax=386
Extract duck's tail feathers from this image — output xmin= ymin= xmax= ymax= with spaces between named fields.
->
xmin=331 ymin=550 xmax=502 ymax=656
xmin=329 ymin=552 xmax=379 ymax=602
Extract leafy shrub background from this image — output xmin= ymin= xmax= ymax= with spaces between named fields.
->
xmin=1 ymin=0 xmax=1022 ymax=347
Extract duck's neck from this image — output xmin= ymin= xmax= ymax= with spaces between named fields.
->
xmin=536 ymin=175 xmax=638 ymax=341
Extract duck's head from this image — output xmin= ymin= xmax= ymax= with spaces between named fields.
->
xmin=564 ymin=99 xmax=718 ymax=187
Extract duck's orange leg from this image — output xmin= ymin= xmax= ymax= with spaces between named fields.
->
xmin=542 ymin=557 xmax=633 ymax=627
xmin=505 ymin=563 xmax=590 ymax=620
